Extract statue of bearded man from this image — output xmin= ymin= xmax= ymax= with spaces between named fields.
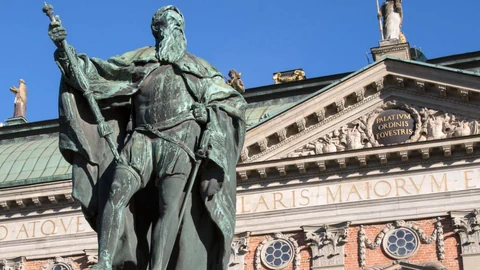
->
xmin=48 ymin=5 xmax=246 ymax=270
xmin=379 ymin=0 xmax=403 ymax=40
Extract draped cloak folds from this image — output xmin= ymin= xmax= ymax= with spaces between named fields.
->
xmin=57 ymin=46 xmax=247 ymax=269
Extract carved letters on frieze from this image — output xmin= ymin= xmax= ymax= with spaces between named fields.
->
xmin=285 ymin=100 xmax=479 ymax=159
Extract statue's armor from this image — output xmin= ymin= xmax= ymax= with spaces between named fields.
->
xmin=134 ymin=64 xmax=195 ymax=127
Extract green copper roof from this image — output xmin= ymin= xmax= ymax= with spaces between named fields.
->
xmin=246 ymin=103 xmax=295 ymax=127
xmin=0 ymin=137 xmax=71 ymax=188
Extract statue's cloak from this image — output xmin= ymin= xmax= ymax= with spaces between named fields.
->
xmin=57 ymin=46 xmax=246 ymax=269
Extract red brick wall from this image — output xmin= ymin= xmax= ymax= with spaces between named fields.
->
xmin=243 ymin=217 xmax=462 ymax=270
xmin=345 ymin=217 xmax=461 ymax=270
xmin=23 ymin=256 xmax=89 ymax=270
xmin=22 ymin=217 xmax=462 ymax=270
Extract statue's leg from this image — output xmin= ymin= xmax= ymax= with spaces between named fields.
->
xmin=150 ymin=148 xmax=192 ymax=270
xmin=92 ymin=165 xmax=141 ymax=270
xmin=93 ymin=133 xmax=152 ymax=270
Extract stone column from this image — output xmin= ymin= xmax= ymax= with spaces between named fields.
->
xmin=229 ymin=232 xmax=251 ymax=270
xmin=303 ymin=222 xmax=350 ymax=270
xmin=451 ymin=209 xmax=480 ymax=270
xmin=0 ymin=257 xmax=25 ymax=270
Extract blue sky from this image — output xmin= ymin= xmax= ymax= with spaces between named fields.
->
xmin=1 ymin=0 xmax=479 ymax=123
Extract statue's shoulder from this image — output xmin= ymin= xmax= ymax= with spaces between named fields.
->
xmin=109 ymin=46 xmax=156 ymax=65
xmin=176 ymin=52 xmax=222 ymax=79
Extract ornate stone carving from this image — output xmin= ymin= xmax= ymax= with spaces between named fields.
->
xmin=47 ymin=195 xmax=58 ymax=204
xmin=395 ymin=76 xmax=405 ymax=88
xmin=240 ymin=148 xmax=249 ymax=162
xmin=356 ymin=89 xmax=365 ymax=102
xmin=418 ymin=108 xmax=479 ymax=141
xmin=358 ymin=219 xmax=444 ymax=267
xmin=0 ymin=201 xmax=10 ymax=210
xmin=257 ymin=168 xmax=267 ymax=179
xmin=238 ymin=171 xmax=248 ymax=181
xmin=41 ymin=257 xmax=76 ymax=270
xmin=296 ymin=118 xmax=306 ymax=132
xmin=437 ymin=85 xmax=447 ymax=97
xmin=257 ymin=139 xmax=268 ymax=152
xmin=273 ymin=70 xmax=306 ymax=84
xmin=0 ymin=257 xmax=25 ymax=270
xmin=451 ymin=209 xmax=480 ymax=255
xmin=303 ymin=222 xmax=350 ymax=269
xmin=254 ymin=233 xmax=300 ymax=270
xmin=315 ymin=109 xmax=325 ymax=122
xmin=296 ymin=163 xmax=306 ymax=174
xmin=458 ymin=89 xmax=469 ymax=102
xmin=276 ymin=129 xmax=287 ymax=142
xmin=415 ymin=80 xmax=425 ymax=92
xmin=276 ymin=166 xmax=286 ymax=176
xmin=335 ymin=99 xmax=345 ymax=112
xmin=374 ymin=79 xmax=384 ymax=92
xmin=283 ymin=100 xmax=480 ymax=160
xmin=15 ymin=199 xmax=25 ymax=208
xmin=286 ymin=117 xmax=371 ymax=158
xmin=229 ymin=232 xmax=251 ymax=270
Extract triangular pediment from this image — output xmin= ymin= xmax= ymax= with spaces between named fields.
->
xmin=240 ymin=57 xmax=480 ymax=164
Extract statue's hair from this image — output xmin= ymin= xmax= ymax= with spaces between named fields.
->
xmin=151 ymin=5 xmax=185 ymax=37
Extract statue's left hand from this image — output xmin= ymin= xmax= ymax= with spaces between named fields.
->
xmin=201 ymin=178 xmax=222 ymax=197
xmin=192 ymin=102 xmax=208 ymax=124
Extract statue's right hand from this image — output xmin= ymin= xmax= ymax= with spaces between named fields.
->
xmin=48 ymin=18 xmax=66 ymax=47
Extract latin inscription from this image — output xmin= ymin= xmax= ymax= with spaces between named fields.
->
xmin=372 ymin=109 xmax=415 ymax=145
xmin=236 ymin=168 xmax=480 ymax=215
xmin=0 ymin=215 xmax=92 ymax=242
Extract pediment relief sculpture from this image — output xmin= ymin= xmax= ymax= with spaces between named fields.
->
xmin=285 ymin=100 xmax=479 ymax=158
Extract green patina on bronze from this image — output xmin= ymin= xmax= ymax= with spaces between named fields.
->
xmin=46 ymin=4 xmax=246 ymax=270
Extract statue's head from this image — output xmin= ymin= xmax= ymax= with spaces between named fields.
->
xmin=228 ymin=69 xmax=238 ymax=79
xmin=151 ymin=6 xmax=187 ymax=63
xmin=19 ymin=79 xmax=25 ymax=84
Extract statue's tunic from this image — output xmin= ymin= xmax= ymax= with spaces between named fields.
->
xmin=56 ymin=46 xmax=246 ymax=269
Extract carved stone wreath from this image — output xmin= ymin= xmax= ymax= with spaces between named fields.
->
xmin=357 ymin=219 xmax=445 ymax=268
xmin=365 ymin=100 xmax=422 ymax=145
xmin=41 ymin=257 xmax=76 ymax=270
xmin=254 ymin=233 xmax=300 ymax=270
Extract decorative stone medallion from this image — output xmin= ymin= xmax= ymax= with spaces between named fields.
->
xmin=372 ymin=109 xmax=415 ymax=145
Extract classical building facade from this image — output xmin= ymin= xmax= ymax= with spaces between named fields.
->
xmin=2 ymin=36 xmax=480 ymax=270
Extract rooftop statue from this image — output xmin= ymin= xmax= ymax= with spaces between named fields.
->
xmin=378 ymin=0 xmax=404 ymax=41
xmin=226 ymin=69 xmax=245 ymax=93
xmin=9 ymin=79 xmax=27 ymax=118
xmin=44 ymin=4 xmax=246 ymax=270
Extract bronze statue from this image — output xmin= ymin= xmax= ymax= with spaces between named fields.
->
xmin=9 ymin=79 xmax=27 ymax=118
xmin=226 ymin=69 xmax=245 ymax=93
xmin=45 ymin=4 xmax=246 ymax=270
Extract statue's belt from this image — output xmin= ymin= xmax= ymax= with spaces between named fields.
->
xmin=135 ymin=111 xmax=197 ymax=161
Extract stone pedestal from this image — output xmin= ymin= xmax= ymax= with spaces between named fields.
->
xmin=5 ymin=116 xmax=28 ymax=126
xmin=371 ymin=42 xmax=411 ymax=62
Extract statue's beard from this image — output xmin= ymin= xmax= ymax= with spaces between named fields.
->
xmin=155 ymin=29 xmax=186 ymax=63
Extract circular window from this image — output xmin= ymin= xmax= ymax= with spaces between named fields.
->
xmin=261 ymin=239 xmax=294 ymax=269
xmin=383 ymin=228 xmax=419 ymax=259
xmin=52 ymin=264 xmax=71 ymax=270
